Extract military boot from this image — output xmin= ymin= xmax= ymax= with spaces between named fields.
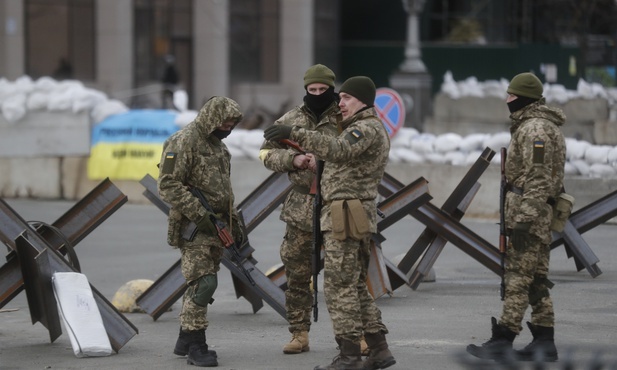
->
xmin=363 ymin=332 xmax=396 ymax=369
xmin=181 ymin=329 xmax=218 ymax=367
xmin=466 ymin=317 xmax=517 ymax=361
xmin=516 ymin=322 xmax=558 ymax=362
xmin=314 ymin=339 xmax=364 ymax=370
xmin=283 ymin=331 xmax=310 ymax=354
xmin=174 ymin=328 xmax=217 ymax=357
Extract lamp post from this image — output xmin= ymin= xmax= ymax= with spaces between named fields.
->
xmin=389 ymin=0 xmax=432 ymax=131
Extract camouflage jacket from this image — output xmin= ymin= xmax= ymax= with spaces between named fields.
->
xmin=259 ymin=103 xmax=340 ymax=231
xmin=289 ymin=107 xmax=390 ymax=233
xmin=158 ymin=96 xmax=243 ymax=247
xmin=505 ymin=98 xmax=566 ymax=243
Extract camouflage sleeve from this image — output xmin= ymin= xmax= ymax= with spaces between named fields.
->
xmin=290 ymin=119 xmax=378 ymax=163
xmin=515 ymin=121 xmax=555 ymax=223
xmin=157 ymin=137 xmax=206 ymax=223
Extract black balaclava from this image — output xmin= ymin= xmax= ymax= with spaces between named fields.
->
xmin=507 ymin=95 xmax=538 ymax=114
xmin=212 ymin=129 xmax=232 ymax=140
xmin=304 ymin=86 xmax=337 ymax=118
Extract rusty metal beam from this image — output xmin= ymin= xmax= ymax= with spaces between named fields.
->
xmin=15 ymin=233 xmax=62 ymax=343
xmin=0 ymin=192 xmax=137 ymax=351
xmin=410 ymin=203 xmax=502 ymax=275
xmin=236 ymin=172 xmax=292 ymax=233
xmin=0 ymin=180 xmax=127 ymax=309
xmin=378 ymin=148 xmax=495 ymax=290
xmin=12 ymin=230 xmax=138 ymax=352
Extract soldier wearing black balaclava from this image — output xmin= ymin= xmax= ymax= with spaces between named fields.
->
xmin=259 ymin=64 xmax=342 ymax=355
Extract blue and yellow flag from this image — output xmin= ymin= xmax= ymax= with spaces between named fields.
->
xmin=88 ymin=110 xmax=180 ymax=180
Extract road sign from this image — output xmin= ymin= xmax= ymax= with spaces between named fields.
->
xmin=374 ymin=87 xmax=406 ymax=138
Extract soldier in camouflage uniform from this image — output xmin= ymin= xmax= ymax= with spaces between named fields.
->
xmin=467 ymin=72 xmax=566 ymax=362
xmin=158 ymin=96 xmax=244 ymax=367
xmin=259 ymin=64 xmax=341 ymax=354
xmin=264 ymin=76 xmax=396 ymax=370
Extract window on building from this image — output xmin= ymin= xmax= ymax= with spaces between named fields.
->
xmin=314 ymin=0 xmax=340 ymax=75
xmin=25 ymin=0 xmax=95 ymax=81
xmin=133 ymin=0 xmax=192 ymax=107
xmin=230 ymin=0 xmax=279 ymax=83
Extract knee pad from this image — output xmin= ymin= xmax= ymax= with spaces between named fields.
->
xmin=191 ymin=274 xmax=217 ymax=307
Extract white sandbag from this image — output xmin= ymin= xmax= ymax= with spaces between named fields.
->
xmin=589 ymin=163 xmax=617 ymax=178
xmin=608 ymin=147 xmax=617 ymax=165
xmin=1 ymin=93 xmax=27 ymax=122
xmin=440 ymin=71 xmax=460 ymax=99
xmin=483 ymin=132 xmax=510 ymax=152
xmin=570 ymin=159 xmax=590 ymax=177
xmin=564 ymin=161 xmax=579 ymax=175
xmin=409 ymin=133 xmax=435 ymax=154
xmin=90 ymin=99 xmax=129 ymax=123
xmin=72 ymin=88 xmax=107 ymax=113
xmin=444 ymin=151 xmax=467 ymax=166
xmin=584 ymin=145 xmax=611 ymax=164
xmin=390 ymin=127 xmax=418 ymax=149
xmin=434 ymin=132 xmax=462 ymax=153
xmin=566 ymin=138 xmax=591 ymax=161
xmin=459 ymin=133 xmax=489 ymax=153
xmin=424 ymin=152 xmax=447 ymax=164
xmin=52 ymin=272 xmax=112 ymax=358
xmin=26 ymin=91 xmax=50 ymax=110
xmin=394 ymin=147 xmax=424 ymax=163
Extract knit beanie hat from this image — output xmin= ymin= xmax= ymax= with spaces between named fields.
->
xmin=507 ymin=72 xmax=543 ymax=99
xmin=339 ymin=76 xmax=376 ymax=107
xmin=304 ymin=64 xmax=336 ymax=88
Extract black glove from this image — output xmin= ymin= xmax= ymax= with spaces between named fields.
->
xmin=231 ymin=214 xmax=246 ymax=246
xmin=510 ymin=222 xmax=531 ymax=251
xmin=264 ymin=125 xmax=293 ymax=141
xmin=195 ymin=212 xmax=217 ymax=235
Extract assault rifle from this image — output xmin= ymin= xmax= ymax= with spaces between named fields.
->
xmin=499 ymin=147 xmax=507 ymax=300
xmin=312 ymin=159 xmax=323 ymax=322
xmin=184 ymin=186 xmax=256 ymax=286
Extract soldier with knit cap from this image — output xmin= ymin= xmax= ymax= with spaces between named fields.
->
xmin=259 ymin=64 xmax=341 ymax=355
xmin=467 ymin=72 xmax=566 ymax=363
xmin=264 ymin=75 xmax=395 ymax=370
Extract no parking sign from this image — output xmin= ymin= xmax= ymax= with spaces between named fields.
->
xmin=374 ymin=87 xmax=405 ymax=138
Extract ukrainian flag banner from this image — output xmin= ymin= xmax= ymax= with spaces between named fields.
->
xmin=88 ymin=110 xmax=180 ymax=180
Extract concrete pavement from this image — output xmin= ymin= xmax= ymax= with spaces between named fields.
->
xmin=1 ymin=198 xmax=617 ymax=370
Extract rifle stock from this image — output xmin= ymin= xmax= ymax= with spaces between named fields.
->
xmin=499 ymin=147 xmax=507 ymax=300
xmin=189 ymin=187 xmax=256 ymax=286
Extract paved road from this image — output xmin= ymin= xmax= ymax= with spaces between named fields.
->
xmin=1 ymin=199 xmax=616 ymax=370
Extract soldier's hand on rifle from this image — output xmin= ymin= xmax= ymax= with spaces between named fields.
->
xmin=306 ymin=153 xmax=317 ymax=172
xmin=264 ymin=125 xmax=293 ymax=141
xmin=196 ymin=212 xmax=217 ymax=235
xmin=292 ymin=154 xmax=310 ymax=170
xmin=510 ymin=222 xmax=531 ymax=251
xmin=231 ymin=214 xmax=246 ymax=246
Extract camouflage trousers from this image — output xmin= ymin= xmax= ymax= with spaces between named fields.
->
xmin=322 ymin=231 xmax=388 ymax=343
xmin=178 ymin=233 xmax=224 ymax=331
xmin=500 ymin=233 xmax=554 ymax=334
xmin=280 ymin=224 xmax=313 ymax=333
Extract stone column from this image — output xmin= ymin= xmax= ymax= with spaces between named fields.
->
xmin=280 ymin=0 xmax=314 ymax=101
xmin=96 ymin=0 xmax=133 ymax=95
xmin=193 ymin=0 xmax=229 ymax=105
xmin=0 ymin=0 xmax=25 ymax=79
xmin=389 ymin=0 xmax=432 ymax=131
